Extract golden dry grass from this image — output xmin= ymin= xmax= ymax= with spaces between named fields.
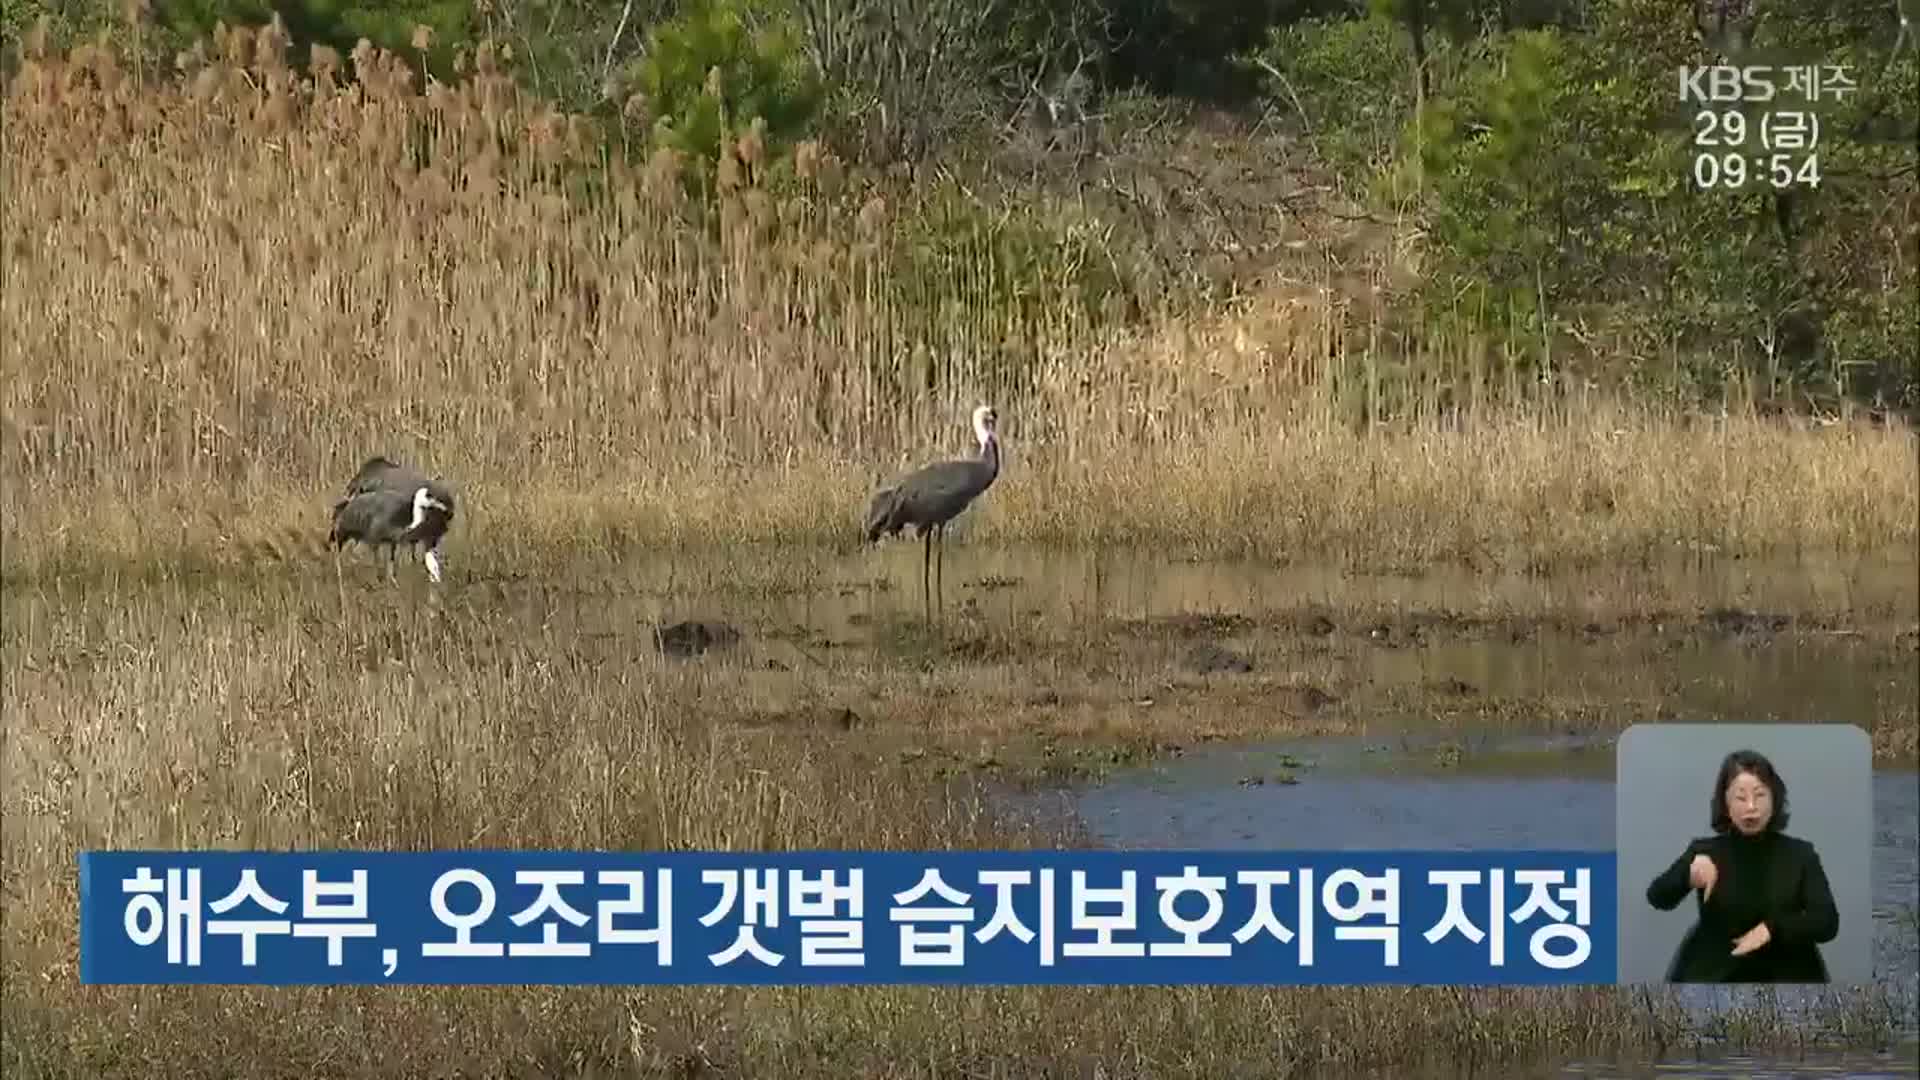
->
xmin=2 ymin=24 xmax=1915 ymax=583
xmin=4 ymin=22 xmax=1918 ymax=1078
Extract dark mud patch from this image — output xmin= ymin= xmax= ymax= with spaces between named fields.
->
xmin=1700 ymin=607 xmax=1793 ymax=639
xmin=654 ymin=619 xmax=742 ymax=657
xmin=1121 ymin=612 xmax=1257 ymax=639
xmin=942 ymin=634 xmax=1031 ymax=663
xmin=1236 ymin=749 xmax=1315 ymax=787
xmin=1270 ymin=609 xmax=1339 ymax=637
xmin=888 ymin=735 xmax=1198 ymax=787
xmin=1360 ymin=607 xmax=1817 ymax=645
xmin=1183 ymin=641 xmax=1254 ymax=674
xmin=1021 ymin=737 xmax=1191 ymax=785
xmin=852 ymin=616 xmax=1041 ymax=665
xmin=1362 ymin=621 xmax=1416 ymax=648
xmin=1272 ymin=682 xmax=1339 ymax=714
xmin=1237 ymin=770 xmax=1303 ymax=787
xmin=735 ymin=704 xmax=865 ymax=731
xmin=1119 ymin=604 xmax=1889 ymax=651
xmin=1246 ymin=731 xmax=1624 ymax=782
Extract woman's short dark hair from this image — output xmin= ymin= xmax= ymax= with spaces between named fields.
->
xmin=1710 ymin=748 xmax=1790 ymax=833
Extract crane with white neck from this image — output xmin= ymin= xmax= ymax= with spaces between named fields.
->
xmin=863 ymin=404 xmax=1002 ymax=620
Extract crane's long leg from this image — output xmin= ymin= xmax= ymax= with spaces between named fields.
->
xmin=921 ymin=527 xmax=933 ymax=621
xmin=934 ymin=524 xmax=945 ymax=621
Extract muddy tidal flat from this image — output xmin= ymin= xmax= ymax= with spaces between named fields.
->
xmin=4 ymin=543 xmax=1916 ymax=1078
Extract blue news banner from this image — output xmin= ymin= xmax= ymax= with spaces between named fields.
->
xmin=79 ymin=850 xmax=1618 ymax=986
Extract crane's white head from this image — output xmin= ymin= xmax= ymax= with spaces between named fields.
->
xmin=408 ymin=485 xmax=453 ymax=530
xmin=972 ymin=404 xmax=999 ymax=448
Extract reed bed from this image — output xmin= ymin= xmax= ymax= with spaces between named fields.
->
xmin=2 ymin=24 xmax=1915 ymax=581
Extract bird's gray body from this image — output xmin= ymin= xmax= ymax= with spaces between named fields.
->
xmin=328 ymin=456 xmax=457 ymax=582
xmin=864 ymin=456 xmax=999 ymax=543
xmin=864 ymin=405 xmax=1001 ymax=619
xmin=341 ymin=456 xmax=457 ymax=510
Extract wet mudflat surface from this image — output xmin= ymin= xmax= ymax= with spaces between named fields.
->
xmin=7 ymin=542 xmax=1917 ymax=1076
xmin=18 ymin=544 xmax=1916 ymax=783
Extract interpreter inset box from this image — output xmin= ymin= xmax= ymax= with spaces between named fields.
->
xmin=1615 ymin=723 xmax=1871 ymax=985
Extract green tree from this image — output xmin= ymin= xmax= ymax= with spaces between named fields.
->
xmin=631 ymin=0 xmax=823 ymax=172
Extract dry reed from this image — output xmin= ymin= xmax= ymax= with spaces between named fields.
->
xmin=2 ymin=25 xmax=1914 ymax=582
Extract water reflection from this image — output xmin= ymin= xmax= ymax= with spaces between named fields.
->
xmin=1071 ymin=733 xmax=1621 ymax=849
xmin=699 ymin=544 xmax=1920 ymax=634
xmin=253 ymin=542 xmax=1920 ymax=635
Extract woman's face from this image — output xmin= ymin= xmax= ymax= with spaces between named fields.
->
xmin=1725 ymin=769 xmax=1774 ymax=834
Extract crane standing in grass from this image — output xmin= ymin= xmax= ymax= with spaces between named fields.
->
xmin=864 ymin=404 xmax=1002 ymax=619
xmin=328 ymin=456 xmax=458 ymax=584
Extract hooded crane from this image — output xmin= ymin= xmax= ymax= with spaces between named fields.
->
xmin=864 ymin=404 xmax=1001 ymax=618
xmin=327 ymin=456 xmax=458 ymax=583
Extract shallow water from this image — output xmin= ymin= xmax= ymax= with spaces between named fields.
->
xmin=265 ymin=544 xmax=1920 ymax=737
xmin=817 ymin=542 xmax=1919 ymax=626
xmin=1063 ymin=737 xmax=1917 ymax=961
xmin=1069 ymin=732 xmax=1624 ymax=849
xmin=1385 ymin=1041 xmax=1920 ymax=1078
xmin=1033 ymin=734 xmax=1920 ymax=1054
xmin=1554 ymin=1042 xmax=1920 ymax=1078
xmin=151 ymin=540 xmax=1920 ymax=631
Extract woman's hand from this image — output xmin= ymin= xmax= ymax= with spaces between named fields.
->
xmin=1689 ymin=853 xmax=1718 ymax=899
xmin=1731 ymin=922 xmax=1771 ymax=956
